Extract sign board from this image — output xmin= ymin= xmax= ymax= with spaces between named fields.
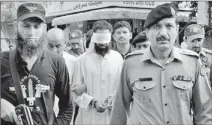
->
xmin=43 ymin=1 xmax=167 ymax=17
xmin=1 ymin=1 xmax=167 ymax=22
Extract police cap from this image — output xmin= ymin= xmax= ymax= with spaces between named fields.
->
xmin=144 ymin=3 xmax=177 ymax=29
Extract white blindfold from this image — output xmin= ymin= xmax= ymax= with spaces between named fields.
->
xmin=91 ymin=33 xmax=111 ymax=44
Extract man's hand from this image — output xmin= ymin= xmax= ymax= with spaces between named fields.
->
xmin=95 ymin=101 xmax=107 ymax=113
xmin=71 ymin=84 xmax=86 ymax=96
xmin=1 ymin=99 xmax=22 ymax=125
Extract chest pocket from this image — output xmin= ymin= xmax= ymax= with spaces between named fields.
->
xmin=134 ymin=80 xmax=157 ymax=90
xmin=172 ymin=80 xmax=193 ymax=90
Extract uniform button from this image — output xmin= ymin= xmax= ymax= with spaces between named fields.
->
xmin=163 ymin=85 xmax=166 ymax=88
xmin=165 ymin=103 xmax=168 ymax=106
xmin=166 ymin=121 xmax=169 ymax=124
xmin=143 ymin=86 xmax=146 ymax=89
xmin=162 ymin=68 xmax=165 ymax=71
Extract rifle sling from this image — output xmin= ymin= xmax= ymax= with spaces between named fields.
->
xmin=9 ymin=50 xmax=25 ymax=104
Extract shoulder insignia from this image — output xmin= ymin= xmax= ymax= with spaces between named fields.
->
xmin=203 ymin=48 xmax=212 ymax=54
xmin=125 ymin=50 xmax=144 ymax=59
xmin=180 ymin=49 xmax=199 ymax=58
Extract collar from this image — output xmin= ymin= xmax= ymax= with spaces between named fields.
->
xmin=140 ymin=46 xmax=183 ymax=62
xmin=199 ymin=48 xmax=206 ymax=57
xmin=112 ymin=42 xmax=132 ymax=57
xmin=170 ymin=47 xmax=183 ymax=62
xmin=15 ymin=48 xmax=46 ymax=65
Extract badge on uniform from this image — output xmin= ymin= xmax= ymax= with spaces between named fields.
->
xmin=201 ymin=56 xmax=208 ymax=64
xmin=200 ymin=65 xmax=207 ymax=76
xmin=172 ymin=75 xmax=192 ymax=81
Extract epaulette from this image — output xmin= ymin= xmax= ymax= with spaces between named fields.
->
xmin=125 ymin=50 xmax=144 ymax=59
xmin=203 ymin=48 xmax=212 ymax=54
xmin=180 ymin=49 xmax=199 ymax=58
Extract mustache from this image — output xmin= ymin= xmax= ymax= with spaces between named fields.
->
xmin=192 ymin=46 xmax=201 ymax=48
xmin=94 ymin=44 xmax=109 ymax=55
xmin=156 ymin=36 xmax=170 ymax=41
xmin=119 ymin=37 xmax=126 ymax=40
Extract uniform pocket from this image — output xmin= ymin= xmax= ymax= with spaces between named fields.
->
xmin=172 ymin=80 xmax=193 ymax=107
xmin=134 ymin=81 xmax=157 ymax=90
xmin=172 ymin=81 xmax=193 ymax=90
xmin=133 ymin=80 xmax=157 ymax=107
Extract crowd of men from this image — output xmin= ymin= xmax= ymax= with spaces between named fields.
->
xmin=1 ymin=2 xmax=212 ymax=125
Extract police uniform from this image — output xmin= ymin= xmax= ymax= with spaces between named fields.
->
xmin=199 ymin=48 xmax=212 ymax=86
xmin=110 ymin=46 xmax=212 ymax=125
xmin=131 ymin=31 xmax=148 ymax=47
xmin=184 ymin=24 xmax=212 ymax=87
xmin=110 ymin=3 xmax=212 ymax=125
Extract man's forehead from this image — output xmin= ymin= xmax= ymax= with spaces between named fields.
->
xmin=19 ymin=19 xmax=43 ymax=25
xmin=191 ymin=38 xmax=203 ymax=41
xmin=48 ymin=40 xmax=64 ymax=45
xmin=68 ymin=38 xmax=82 ymax=44
xmin=115 ymin=27 xmax=130 ymax=32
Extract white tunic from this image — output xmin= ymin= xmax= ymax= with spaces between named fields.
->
xmin=73 ymin=50 xmax=123 ymax=125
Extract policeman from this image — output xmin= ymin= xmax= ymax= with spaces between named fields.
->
xmin=184 ymin=24 xmax=212 ymax=87
xmin=65 ymin=30 xmax=86 ymax=57
xmin=131 ymin=31 xmax=150 ymax=51
xmin=110 ymin=3 xmax=212 ymax=125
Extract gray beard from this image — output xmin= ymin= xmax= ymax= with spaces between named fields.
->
xmin=16 ymin=33 xmax=46 ymax=58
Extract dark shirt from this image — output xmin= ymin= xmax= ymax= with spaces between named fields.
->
xmin=1 ymin=49 xmax=72 ymax=125
xmin=110 ymin=41 xmax=133 ymax=59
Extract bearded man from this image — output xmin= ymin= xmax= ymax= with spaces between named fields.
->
xmin=72 ymin=20 xmax=123 ymax=125
xmin=1 ymin=3 xmax=72 ymax=125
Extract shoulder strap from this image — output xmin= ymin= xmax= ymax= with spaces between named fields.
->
xmin=180 ymin=49 xmax=199 ymax=58
xmin=125 ymin=50 xmax=144 ymax=60
xmin=9 ymin=50 xmax=25 ymax=104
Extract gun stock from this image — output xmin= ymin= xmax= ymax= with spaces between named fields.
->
xmin=15 ymin=104 xmax=34 ymax=125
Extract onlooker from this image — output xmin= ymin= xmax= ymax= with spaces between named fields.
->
xmin=111 ymin=21 xmax=133 ymax=58
xmin=66 ymin=30 xmax=86 ymax=57
xmin=85 ymin=29 xmax=93 ymax=48
xmin=46 ymin=28 xmax=76 ymax=121
xmin=1 ymin=3 xmax=72 ymax=125
xmin=72 ymin=20 xmax=123 ymax=124
xmin=131 ymin=31 xmax=150 ymax=51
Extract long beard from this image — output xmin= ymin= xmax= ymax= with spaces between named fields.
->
xmin=94 ymin=44 xmax=109 ymax=56
xmin=16 ymin=32 xmax=46 ymax=57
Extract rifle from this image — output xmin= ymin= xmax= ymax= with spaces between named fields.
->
xmin=15 ymin=104 xmax=34 ymax=125
xmin=9 ymin=50 xmax=34 ymax=125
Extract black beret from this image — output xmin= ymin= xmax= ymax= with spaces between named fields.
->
xmin=132 ymin=31 xmax=147 ymax=46
xmin=144 ymin=3 xmax=177 ymax=29
xmin=17 ymin=3 xmax=46 ymax=22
